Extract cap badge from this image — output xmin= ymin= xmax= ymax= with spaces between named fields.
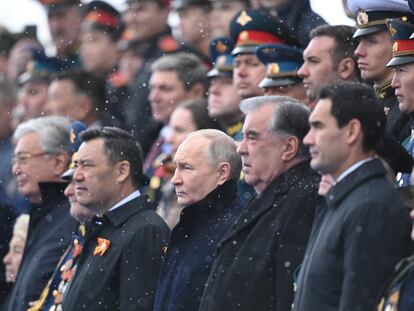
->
xmin=70 ymin=128 xmax=76 ymax=144
xmin=356 ymin=10 xmax=369 ymax=26
xmin=393 ymin=42 xmax=399 ymax=53
xmin=237 ymin=10 xmax=252 ymax=26
xmin=267 ymin=63 xmax=280 ymax=75
xmin=217 ymin=55 xmax=227 ymax=66
xmin=239 ymin=31 xmax=249 ymax=42
xmin=216 ymin=41 xmax=228 ymax=53
xmin=389 ymin=26 xmax=397 ymax=37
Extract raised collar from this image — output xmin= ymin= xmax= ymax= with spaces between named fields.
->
xmin=257 ymin=161 xmax=313 ymax=200
xmin=183 ymin=179 xmax=238 ymax=214
xmin=325 ymin=158 xmax=386 ymax=208
xmin=104 ymin=194 xmax=155 ymax=227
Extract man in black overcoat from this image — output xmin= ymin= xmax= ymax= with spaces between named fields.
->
xmin=199 ymin=95 xmax=320 ymax=311
xmin=5 ymin=116 xmax=76 ymax=311
xmin=61 ymin=127 xmax=169 ymax=311
xmin=292 ymin=82 xmax=412 ymax=311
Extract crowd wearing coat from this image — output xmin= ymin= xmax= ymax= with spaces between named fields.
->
xmin=2 ymin=0 xmax=414 ymax=310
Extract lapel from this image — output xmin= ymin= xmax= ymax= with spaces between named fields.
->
xmin=325 ymin=158 xmax=386 ymax=209
xmin=220 ymin=162 xmax=314 ymax=246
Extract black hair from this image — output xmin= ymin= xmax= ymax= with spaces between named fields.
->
xmin=80 ymin=127 xmax=144 ymax=187
xmin=310 ymin=24 xmax=360 ymax=78
xmin=53 ymin=70 xmax=106 ymax=114
xmin=318 ymin=82 xmax=386 ymax=152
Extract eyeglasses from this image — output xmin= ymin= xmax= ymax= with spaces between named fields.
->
xmin=12 ymin=152 xmax=52 ymax=165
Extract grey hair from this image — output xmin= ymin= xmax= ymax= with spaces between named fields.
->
xmin=13 ymin=214 xmax=30 ymax=241
xmin=240 ymin=95 xmax=311 ymax=160
xmin=0 ymin=77 xmax=16 ymax=105
xmin=186 ymin=129 xmax=242 ymax=180
xmin=151 ymin=52 xmax=209 ymax=91
xmin=13 ymin=116 xmax=72 ymax=154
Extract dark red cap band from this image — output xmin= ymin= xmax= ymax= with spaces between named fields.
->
xmin=236 ymin=30 xmax=285 ymax=46
xmin=393 ymin=39 xmax=414 ymax=56
xmin=84 ymin=11 xmax=119 ymax=28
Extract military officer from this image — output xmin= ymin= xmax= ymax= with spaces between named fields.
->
xmin=256 ymin=43 xmax=308 ymax=104
xmin=206 ymin=36 xmax=255 ymax=206
xmin=351 ymin=0 xmax=413 ymax=143
xmin=387 ymin=13 xmax=414 ymax=186
xmin=230 ymin=9 xmax=302 ymax=99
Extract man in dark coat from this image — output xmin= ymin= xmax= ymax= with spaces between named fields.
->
xmin=199 ymin=95 xmax=320 ymax=311
xmin=5 ymin=116 xmax=76 ymax=311
xmin=293 ymin=82 xmax=412 ymax=311
xmin=61 ymin=127 xmax=169 ymax=311
xmin=154 ymin=129 xmax=243 ymax=311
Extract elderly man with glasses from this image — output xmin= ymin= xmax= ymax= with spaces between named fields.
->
xmin=4 ymin=116 xmax=77 ymax=311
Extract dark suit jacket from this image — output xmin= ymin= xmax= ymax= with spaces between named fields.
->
xmin=199 ymin=161 xmax=320 ymax=311
xmin=5 ymin=182 xmax=76 ymax=311
xmin=61 ymin=194 xmax=170 ymax=311
xmin=293 ymin=158 xmax=412 ymax=311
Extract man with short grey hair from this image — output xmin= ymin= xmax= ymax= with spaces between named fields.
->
xmin=154 ymin=129 xmax=243 ymax=311
xmin=199 ymin=96 xmax=321 ymax=311
xmin=5 ymin=116 xmax=77 ymax=311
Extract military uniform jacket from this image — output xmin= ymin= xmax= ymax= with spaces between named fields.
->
xmin=61 ymin=194 xmax=170 ymax=311
xmin=377 ymin=254 xmax=414 ymax=311
xmin=377 ymin=83 xmax=410 ymax=143
xmin=292 ymin=158 xmax=412 ymax=311
xmin=199 ymin=161 xmax=320 ymax=311
xmin=5 ymin=182 xmax=76 ymax=311
xmin=154 ymin=180 xmax=242 ymax=311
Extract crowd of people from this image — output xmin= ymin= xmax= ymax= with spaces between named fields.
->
xmin=1 ymin=0 xmax=414 ymax=310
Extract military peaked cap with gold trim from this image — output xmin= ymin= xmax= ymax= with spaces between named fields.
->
xmin=348 ymin=0 xmax=412 ymax=38
xmin=17 ymin=49 xmax=72 ymax=86
xmin=207 ymin=36 xmax=234 ymax=79
xmin=256 ymin=43 xmax=303 ymax=88
xmin=230 ymin=9 xmax=301 ymax=56
xmin=386 ymin=17 xmax=414 ymax=66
